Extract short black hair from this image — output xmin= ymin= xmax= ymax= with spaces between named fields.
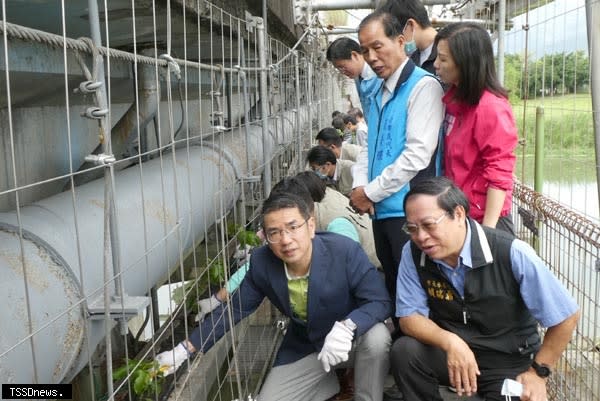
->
xmin=270 ymin=177 xmax=315 ymax=212
xmin=331 ymin=110 xmax=342 ymax=119
xmin=306 ymin=145 xmax=337 ymax=166
xmin=326 ymin=37 xmax=361 ymax=61
xmin=331 ymin=116 xmax=346 ymax=130
xmin=316 ymin=127 xmax=343 ymax=147
xmin=347 ymin=107 xmax=364 ymax=119
xmin=378 ymin=0 xmax=432 ymax=28
xmin=293 ymin=171 xmax=327 ymax=202
xmin=358 ymin=10 xmax=403 ymax=40
xmin=435 ymin=22 xmax=507 ymax=105
xmin=263 ymin=187 xmax=313 ymax=227
xmin=342 ymin=114 xmax=357 ymax=125
xmin=403 ymin=176 xmax=470 ymax=217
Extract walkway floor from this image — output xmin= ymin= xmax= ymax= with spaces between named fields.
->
xmin=382 ymin=374 xmax=485 ymax=401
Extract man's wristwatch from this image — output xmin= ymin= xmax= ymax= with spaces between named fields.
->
xmin=531 ymin=360 xmax=552 ymax=378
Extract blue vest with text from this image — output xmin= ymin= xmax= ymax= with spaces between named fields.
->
xmin=367 ymin=62 xmax=439 ymax=219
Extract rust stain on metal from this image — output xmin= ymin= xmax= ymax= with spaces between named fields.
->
xmin=53 ymin=316 xmax=84 ymax=381
xmin=144 ymin=199 xmax=175 ymax=226
xmin=176 ymin=157 xmax=190 ymax=168
xmin=1 ymin=252 xmax=49 ymax=291
xmin=89 ymin=199 xmax=105 ymax=209
xmin=202 ymin=153 xmax=222 ymax=166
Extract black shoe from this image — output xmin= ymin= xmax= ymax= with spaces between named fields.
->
xmin=383 ymin=385 xmax=404 ymax=401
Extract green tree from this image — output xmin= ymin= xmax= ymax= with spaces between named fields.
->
xmin=519 ymin=51 xmax=590 ymax=97
xmin=503 ymin=53 xmax=524 ymax=102
xmin=564 ymin=50 xmax=590 ymax=93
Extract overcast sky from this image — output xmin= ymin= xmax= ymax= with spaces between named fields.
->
xmin=330 ymin=0 xmax=589 ymax=59
xmin=503 ymin=0 xmax=588 ymax=58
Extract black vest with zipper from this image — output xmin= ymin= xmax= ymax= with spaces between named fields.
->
xmin=410 ymin=218 xmax=540 ymax=357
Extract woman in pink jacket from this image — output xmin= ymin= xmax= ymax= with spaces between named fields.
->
xmin=434 ymin=22 xmax=518 ymax=234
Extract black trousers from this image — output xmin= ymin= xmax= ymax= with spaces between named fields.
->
xmin=371 ymin=217 xmax=410 ymax=309
xmin=390 ymin=336 xmax=532 ymax=401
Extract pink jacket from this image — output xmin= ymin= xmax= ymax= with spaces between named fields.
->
xmin=443 ymin=87 xmax=518 ymax=222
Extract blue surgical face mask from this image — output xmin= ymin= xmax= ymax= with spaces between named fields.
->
xmin=403 ymin=21 xmax=417 ymax=56
xmin=314 ymin=169 xmax=328 ymax=180
xmin=404 ymin=40 xmax=417 ymax=57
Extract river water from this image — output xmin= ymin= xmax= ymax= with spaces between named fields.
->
xmin=517 ymin=155 xmax=599 ymax=222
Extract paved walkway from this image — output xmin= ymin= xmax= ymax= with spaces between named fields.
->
xmin=383 ymin=375 xmax=485 ymax=401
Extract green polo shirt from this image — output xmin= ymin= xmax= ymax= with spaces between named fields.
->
xmin=285 ymin=263 xmax=309 ymax=321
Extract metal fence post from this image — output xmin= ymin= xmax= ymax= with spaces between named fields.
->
xmin=534 ymin=106 xmax=545 ymax=194
xmin=257 ymin=17 xmax=271 ymax=197
xmin=497 ymin=0 xmax=506 ymax=84
xmin=307 ymin=54 xmax=313 ymax=147
xmin=294 ymin=51 xmax=302 ymax=172
xmin=533 ymin=106 xmax=544 ymax=252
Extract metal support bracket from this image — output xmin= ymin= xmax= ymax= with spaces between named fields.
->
xmin=517 ymin=206 xmax=539 ymax=236
xmin=84 ymin=153 xmax=116 ymax=165
xmin=245 ymin=11 xmax=259 ymax=32
xmin=241 ymin=175 xmax=262 ymax=183
xmin=88 ymin=294 xmax=150 ymax=320
xmin=75 ymin=80 xmax=103 ymax=94
xmin=82 ymin=106 xmax=109 ymax=119
xmin=159 ymin=53 xmax=182 ymax=80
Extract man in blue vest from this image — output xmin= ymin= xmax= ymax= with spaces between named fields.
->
xmin=392 ymin=177 xmax=579 ymax=401
xmin=326 ymin=37 xmax=381 ymax=118
xmin=350 ymin=10 xmax=444 ymax=320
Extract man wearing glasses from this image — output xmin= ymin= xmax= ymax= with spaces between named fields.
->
xmin=326 ymin=37 xmax=381 ymax=119
xmin=157 ymin=191 xmax=392 ymax=401
xmin=390 ymin=177 xmax=579 ymax=401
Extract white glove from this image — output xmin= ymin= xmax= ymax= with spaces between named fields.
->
xmin=155 ymin=342 xmax=191 ymax=376
xmin=317 ymin=320 xmax=355 ymax=372
xmin=195 ymin=294 xmax=222 ymax=322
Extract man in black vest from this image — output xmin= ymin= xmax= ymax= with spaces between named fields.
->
xmin=390 ymin=177 xmax=579 ymax=401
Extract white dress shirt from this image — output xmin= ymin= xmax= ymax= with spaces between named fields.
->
xmin=352 ymin=59 xmax=445 ymax=203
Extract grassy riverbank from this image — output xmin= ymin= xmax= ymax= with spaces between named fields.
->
xmin=511 ymin=93 xmax=594 ymax=158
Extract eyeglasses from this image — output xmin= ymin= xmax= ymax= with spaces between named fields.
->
xmin=265 ymin=219 xmax=308 ymax=243
xmin=402 ymin=213 xmax=448 ymax=236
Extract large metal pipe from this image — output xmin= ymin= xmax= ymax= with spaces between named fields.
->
xmin=0 ymin=109 xmax=307 ymax=384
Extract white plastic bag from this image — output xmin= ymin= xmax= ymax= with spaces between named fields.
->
xmin=501 ymin=378 xmax=523 ymax=400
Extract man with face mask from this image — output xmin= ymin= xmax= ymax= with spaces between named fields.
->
xmin=306 ymin=145 xmax=355 ymax=197
xmin=379 ymin=0 xmax=439 ymax=74
xmin=351 ymin=10 xmax=444 ymax=334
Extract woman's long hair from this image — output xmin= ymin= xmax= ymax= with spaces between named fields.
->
xmin=435 ymin=22 xmax=508 ymax=105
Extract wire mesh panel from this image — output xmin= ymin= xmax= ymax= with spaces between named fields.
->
xmin=513 ymin=182 xmax=600 ymax=401
xmin=501 ymin=0 xmax=597 ymax=221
